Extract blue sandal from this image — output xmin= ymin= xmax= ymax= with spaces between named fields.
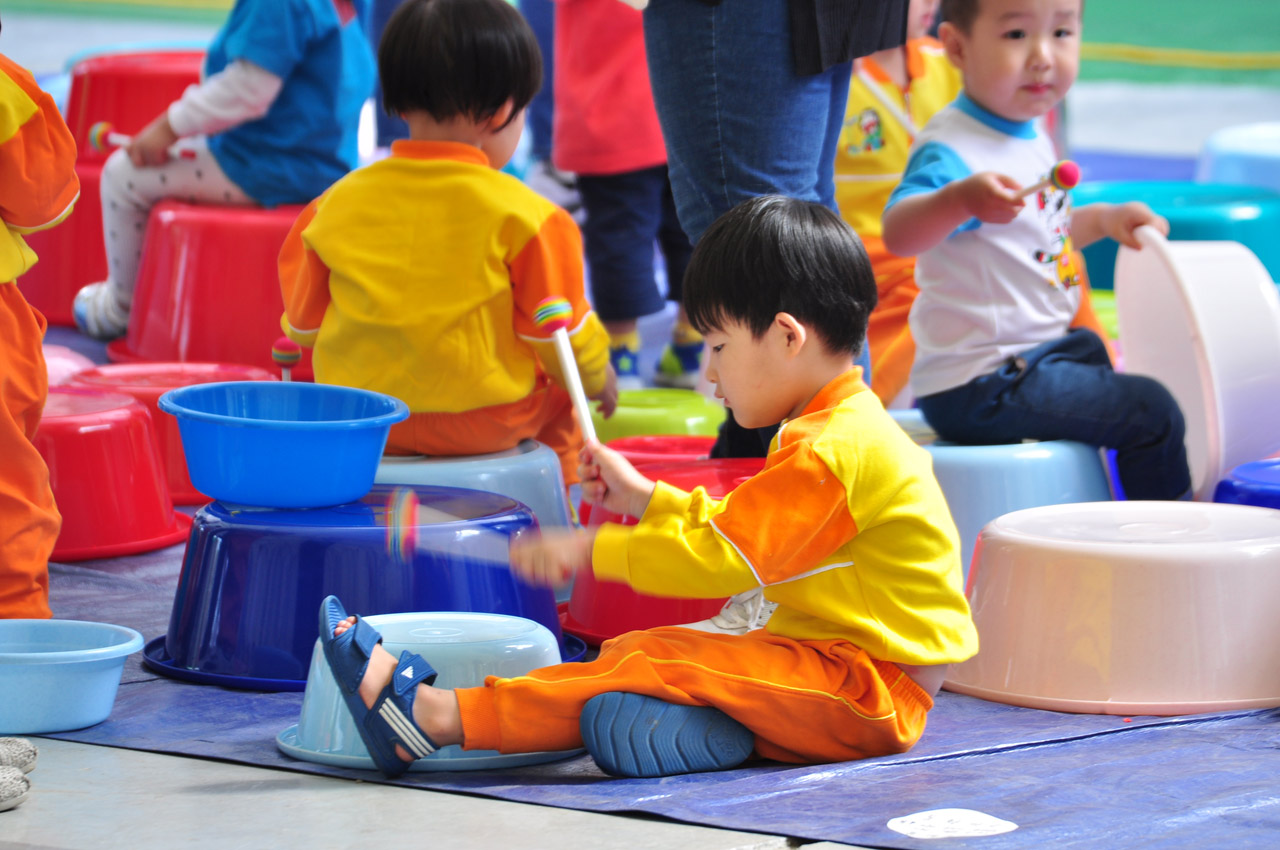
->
xmin=318 ymin=595 xmax=440 ymax=777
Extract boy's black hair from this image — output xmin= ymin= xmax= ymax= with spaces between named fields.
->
xmin=682 ymin=196 xmax=877 ymax=357
xmin=940 ymin=0 xmax=979 ymax=32
xmin=379 ymin=0 xmax=541 ymax=130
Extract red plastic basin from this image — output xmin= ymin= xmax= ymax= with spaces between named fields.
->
xmin=33 ymin=388 xmax=190 ymax=562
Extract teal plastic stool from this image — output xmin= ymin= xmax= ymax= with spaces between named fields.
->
xmin=891 ymin=410 xmax=1113 ymax=579
xmin=591 ymin=388 xmax=726 ymax=443
xmin=1197 ymin=123 xmax=1280 ymax=196
xmin=1074 ymin=181 xmax=1280 ymax=288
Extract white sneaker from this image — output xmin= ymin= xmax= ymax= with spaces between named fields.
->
xmin=0 ymin=765 xmax=29 ymax=813
xmin=0 ymin=738 xmax=36 ymax=774
xmin=72 ymin=281 xmax=131 ymax=341
xmin=681 ymin=587 xmax=777 ymax=635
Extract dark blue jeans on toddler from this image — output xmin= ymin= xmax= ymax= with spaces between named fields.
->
xmin=915 ymin=328 xmax=1191 ymax=501
xmin=575 ymin=165 xmax=692 ymax=322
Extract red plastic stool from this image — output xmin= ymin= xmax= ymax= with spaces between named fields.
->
xmin=66 ymin=363 xmax=278 ymax=505
xmin=19 ymin=51 xmax=205 ymax=326
xmin=560 ymin=457 xmax=766 ymax=645
xmin=43 ymin=344 xmax=95 ymax=386
xmin=33 ymin=388 xmax=191 ymax=562
xmin=606 ymin=434 xmax=716 ymax=466
xmin=18 ymin=162 xmax=105 ymax=326
xmin=106 ymin=201 xmax=314 ymax=379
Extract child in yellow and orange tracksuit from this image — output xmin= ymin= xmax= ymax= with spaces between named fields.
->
xmin=278 ymin=0 xmax=615 ymax=484
xmin=835 ymin=0 xmax=1110 ymax=406
xmin=316 ymin=195 xmax=978 ymax=780
xmin=0 ymin=45 xmax=79 ymax=619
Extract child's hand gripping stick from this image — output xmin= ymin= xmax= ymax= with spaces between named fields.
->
xmin=271 ymin=336 xmax=301 ymax=382
xmin=88 ymin=121 xmax=198 ymax=160
xmin=533 ymin=297 xmax=597 ymax=445
xmin=1014 ymin=159 xmax=1080 ymax=200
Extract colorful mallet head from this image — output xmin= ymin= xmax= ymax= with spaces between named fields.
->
xmin=88 ymin=121 xmax=114 ymax=153
xmin=271 ymin=335 xmax=302 ymax=381
xmin=1014 ymin=159 xmax=1081 ymax=200
xmin=385 ymin=486 xmax=419 ymax=566
xmin=533 ymin=297 xmax=574 ymax=334
xmin=1048 ymin=160 xmax=1081 ymax=191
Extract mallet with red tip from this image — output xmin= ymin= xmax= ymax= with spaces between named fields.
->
xmin=88 ymin=121 xmax=197 ymax=160
xmin=271 ymin=336 xmax=302 ymax=382
xmin=1014 ymin=159 xmax=1081 ymax=199
xmin=533 ymin=297 xmax=597 ymax=445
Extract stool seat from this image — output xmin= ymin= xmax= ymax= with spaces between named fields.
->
xmin=279 ymin=611 xmax=576 ymax=772
xmin=143 ymin=484 xmax=578 ymax=691
xmin=891 ymin=409 xmax=1113 ymax=578
xmin=375 ymin=439 xmax=572 ymax=531
xmin=33 ymin=388 xmax=189 ymax=561
xmin=19 ymin=161 xmax=105 ymax=326
xmin=563 ymin=458 xmax=765 ymax=645
xmin=1074 ymin=181 xmax=1280 ymax=288
xmin=1196 ymin=122 xmax=1280 ymax=195
xmin=67 ymin=362 xmax=277 ymax=505
xmin=592 ymin=388 xmax=725 ymax=443
xmin=106 ymin=201 xmax=313 ymax=379
xmin=945 ymin=501 xmax=1280 ymax=715
xmin=1214 ymin=458 xmax=1280 ymax=510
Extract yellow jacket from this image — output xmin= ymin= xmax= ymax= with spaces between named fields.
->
xmin=279 ymin=140 xmax=609 ymax=412
xmin=594 ymin=370 xmax=978 ymax=666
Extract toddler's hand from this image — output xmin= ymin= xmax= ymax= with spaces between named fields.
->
xmin=128 ymin=113 xmax=180 ymax=168
xmin=509 ymin=527 xmax=594 ymax=588
xmin=579 ymin=442 xmax=655 ymax=519
xmin=955 ymin=172 xmax=1024 ymax=224
xmin=592 ymin=364 xmax=619 ymax=419
xmin=1103 ymin=202 xmax=1169 ymax=249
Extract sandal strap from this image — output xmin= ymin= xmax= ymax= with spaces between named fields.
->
xmin=369 ymin=652 xmax=440 ymax=761
xmin=350 ymin=616 xmax=382 ymax=659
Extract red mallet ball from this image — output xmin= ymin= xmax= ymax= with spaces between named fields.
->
xmin=271 ymin=336 xmax=302 ymax=367
xmin=1049 ymin=160 xmax=1081 ymax=191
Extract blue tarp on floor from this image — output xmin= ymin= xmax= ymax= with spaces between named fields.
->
xmin=43 ymin=544 xmax=1280 ymax=848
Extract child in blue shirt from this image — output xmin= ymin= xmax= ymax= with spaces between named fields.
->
xmin=881 ymin=0 xmax=1190 ymax=500
xmin=73 ymin=0 xmax=375 ymax=341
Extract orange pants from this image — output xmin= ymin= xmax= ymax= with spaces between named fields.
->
xmin=865 ymin=245 xmax=1114 ymax=406
xmin=456 ymin=627 xmax=931 ymax=765
xmin=0 ymin=284 xmax=60 ymax=619
xmin=384 ymin=375 xmax=583 ymax=485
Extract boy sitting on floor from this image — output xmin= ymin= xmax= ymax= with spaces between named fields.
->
xmin=319 ymin=195 xmax=978 ymax=779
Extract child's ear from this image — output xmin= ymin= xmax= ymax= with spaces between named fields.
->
xmin=938 ymin=21 xmax=966 ymax=71
xmin=486 ymin=99 xmax=516 ymax=132
xmin=774 ymin=312 xmax=808 ymax=355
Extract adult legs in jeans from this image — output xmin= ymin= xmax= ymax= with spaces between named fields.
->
xmin=643 ymin=0 xmax=859 ymax=456
xmin=916 ymin=329 xmax=1191 ymax=501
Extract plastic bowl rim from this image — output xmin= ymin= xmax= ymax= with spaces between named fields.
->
xmin=158 ymin=381 xmax=410 ymax=431
xmin=0 ymin=619 xmax=144 ymax=664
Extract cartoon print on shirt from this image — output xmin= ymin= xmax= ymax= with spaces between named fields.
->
xmin=1031 ymin=178 xmax=1080 ymax=289
xmin=846 ymin=107 xmax=884 ymax=153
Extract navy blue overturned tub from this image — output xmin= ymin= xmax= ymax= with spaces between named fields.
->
xmin=144 ymin=484 xmax=583 ymax=691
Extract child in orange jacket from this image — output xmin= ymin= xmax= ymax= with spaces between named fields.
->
xmin=0 ymin=39 xmax=80 ymax=619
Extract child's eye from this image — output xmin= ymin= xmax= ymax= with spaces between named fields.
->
xmin=711 ymin=344 xmax=725 ymax=354
xmin=1054 ymin=27 xmax=1074 ymax=38
xmin=1002 ymin=28 xmax=1026 ymax=40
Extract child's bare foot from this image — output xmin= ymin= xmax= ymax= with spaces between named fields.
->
xmin=331 ymin=617 xmax=464 ymax=761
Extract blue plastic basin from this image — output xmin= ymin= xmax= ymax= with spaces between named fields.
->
xmin=158 ymin=381 xmax=409 ymax=508
xmin=0 ymin=619 xmax=144 ymax=734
